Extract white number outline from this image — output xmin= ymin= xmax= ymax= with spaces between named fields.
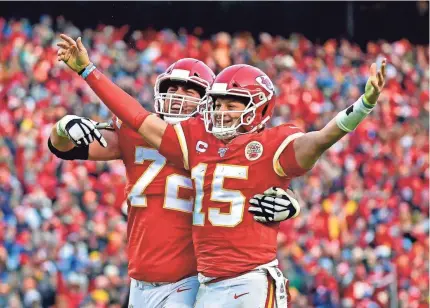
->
xmin=191 ymin=163 xmax=207 ymax=226
xmin=192 ymin=163 xmax=249 ymax=227
xmin=163 ymin=174 xmax=194 ymax=213
xmin=128 ymin=147 xmax=193 ymax=213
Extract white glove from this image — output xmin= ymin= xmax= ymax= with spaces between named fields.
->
xmin=56 ymin=115 xmax=107 ymax=147
xmin=249 ymin=187 xmax=300 ymax=223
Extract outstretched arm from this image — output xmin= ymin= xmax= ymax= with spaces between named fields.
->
xmin=278 ymin=60 xmax=387 ymax=175
xmin=57 ymin=34 xmax=167 ymax=149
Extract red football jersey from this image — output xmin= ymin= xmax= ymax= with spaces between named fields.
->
xmin=159 ymin=117 xmax=306 ymax=278
xmin=113 ymin=117 xmax=197 ymax=282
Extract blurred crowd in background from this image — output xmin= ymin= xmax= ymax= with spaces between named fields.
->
xmin=0 ymin=15 xmax=428 ymax=308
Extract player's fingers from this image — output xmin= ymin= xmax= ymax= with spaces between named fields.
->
xmin=61 ymin=50 xmax=71 ymax=62
xmin=263 ymin=187 xmax=277 ymax=196
xmin=251 ymin=194 xmax=264 ymax=200
xmin=262 ymin=196 xmax=275 ymax=203
xmin=57 ymin=42 xmax=70 ymax=49
xmin=369 ymin=63 xmax=377 ymax=77
xmin=87 ymin=134 xmax=94 ymax=143
xmin=274 ymin=198 xmax=292 ymax=207
xmin=60 ymin=34 xmax=77 ymax=46
xmin=253 ymin=216 xmax=267 ymax=223
xmin=57 ymin=50 xmax=67 ymax=58
xmin=260 ymin=206 xmax=274 ymax=214
xmin=81 ymin=118 xmax=95 ymax=128
xmin=76 ymin=36 xmax=86 ymax=52
xmin=95 ymin=123 xmax=111 ymax=129
xmin=248 ymin=206 xmax=263 ymax=213
xmin=93 ymin=130 xmax=108 ymax=148
xmin=371 ymin=79 xmax=379 ymax=91
xmin=381 ymin=58 xmax=387 ymax=78
xmin=80 ymin=122 xmax=91 ymax=135
xmin=377 ymin=71 xmax=383 ymax=82
xmin=99 ymin=136 xmax=108 ymax=148
xmin=92 ymin=127 xmax=102 ymax=138
xmin=82 ymin=136 xmax=89 ymax=146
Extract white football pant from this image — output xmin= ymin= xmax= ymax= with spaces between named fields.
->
xmin=194 ymin=262 xmax=290 ymax=308
xmin=129 ymin=275 xmax=199 ymax=308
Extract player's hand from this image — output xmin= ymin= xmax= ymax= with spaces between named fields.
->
xmin=57 ymin=34 xmax=91 ymax=73
xmin=363 ymin=58 xmax=387 ymax=106
xmin=248 ymin=187 xmax=300 ymax=223
xmin=57 ymin=115 xmax=107 ymax=148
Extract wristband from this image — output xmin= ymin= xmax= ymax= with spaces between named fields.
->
xmin=80 ymin=63 xmax=96 ymax=79
xmin=48 ymin=138 xmax=89 ymax=161
xmin=335 ymin=95 xmax=374 ymax=132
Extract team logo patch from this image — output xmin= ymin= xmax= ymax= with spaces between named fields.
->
xmin=245 ymin=141 xmax=263 ymax=161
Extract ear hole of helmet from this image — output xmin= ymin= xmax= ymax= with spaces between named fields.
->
xmin=262 ymin=104 xmax=268 ymax=116
xmin=239 ymin=108 xmax=256 ymax=129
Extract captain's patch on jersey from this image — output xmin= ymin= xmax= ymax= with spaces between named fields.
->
xmin=245 ymin=141 xmax=263 ymax=161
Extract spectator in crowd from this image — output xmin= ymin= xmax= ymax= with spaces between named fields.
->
xmin=0 ymin=15 xmax=428 ymax=308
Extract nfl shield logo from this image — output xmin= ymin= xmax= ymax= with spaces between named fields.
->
xmin=218 ymin=148 xmax=228 ymax=157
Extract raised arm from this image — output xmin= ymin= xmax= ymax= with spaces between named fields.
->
xmin=278 ymin=60 xmax=387 ymax=175
xmin=56 ymin=34 xmax=167 ymax=149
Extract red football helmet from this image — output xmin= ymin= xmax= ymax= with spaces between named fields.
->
xmin=202 ymin=64 xmax=276 ymax=139
xmin=154 ymin=58 xmax=215 ymax=124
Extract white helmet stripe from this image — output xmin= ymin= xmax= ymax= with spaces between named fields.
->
xmin=170 ymin=69 xmax=191 ymax=78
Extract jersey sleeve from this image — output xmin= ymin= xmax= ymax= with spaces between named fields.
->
xmin=272 ymin=124 xmax=309 ymax=178
xmin=159 ymin=122 xmax=190 ymax=170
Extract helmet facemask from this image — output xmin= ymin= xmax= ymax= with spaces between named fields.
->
xmin=154 ymin=75 xmax=209 ymax=124
xmin=203 ymin=90 xmax=269 ymax=140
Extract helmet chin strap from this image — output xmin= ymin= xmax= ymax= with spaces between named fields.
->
xmin=211 ymin=115 xmax=244 ymax=140
xmin=212 ymin=126 xmax=239 ymax=140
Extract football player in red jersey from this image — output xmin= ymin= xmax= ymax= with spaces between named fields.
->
xmin=49 ymin=59 xmax=213 ymax=307
xmin=57 ymin=34 xmax=386 ymax=307
xmin=51 ymin=51 xmax=301 ymax=307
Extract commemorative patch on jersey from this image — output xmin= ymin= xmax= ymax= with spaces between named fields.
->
xmin=245 ymin=141 xmax=263 ymax=161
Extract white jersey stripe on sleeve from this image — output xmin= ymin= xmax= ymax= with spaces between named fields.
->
xmin=272 ymin=132 xmax=304 ymax=177
xmin=173 ymin=123 xmax=189 ymax=170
